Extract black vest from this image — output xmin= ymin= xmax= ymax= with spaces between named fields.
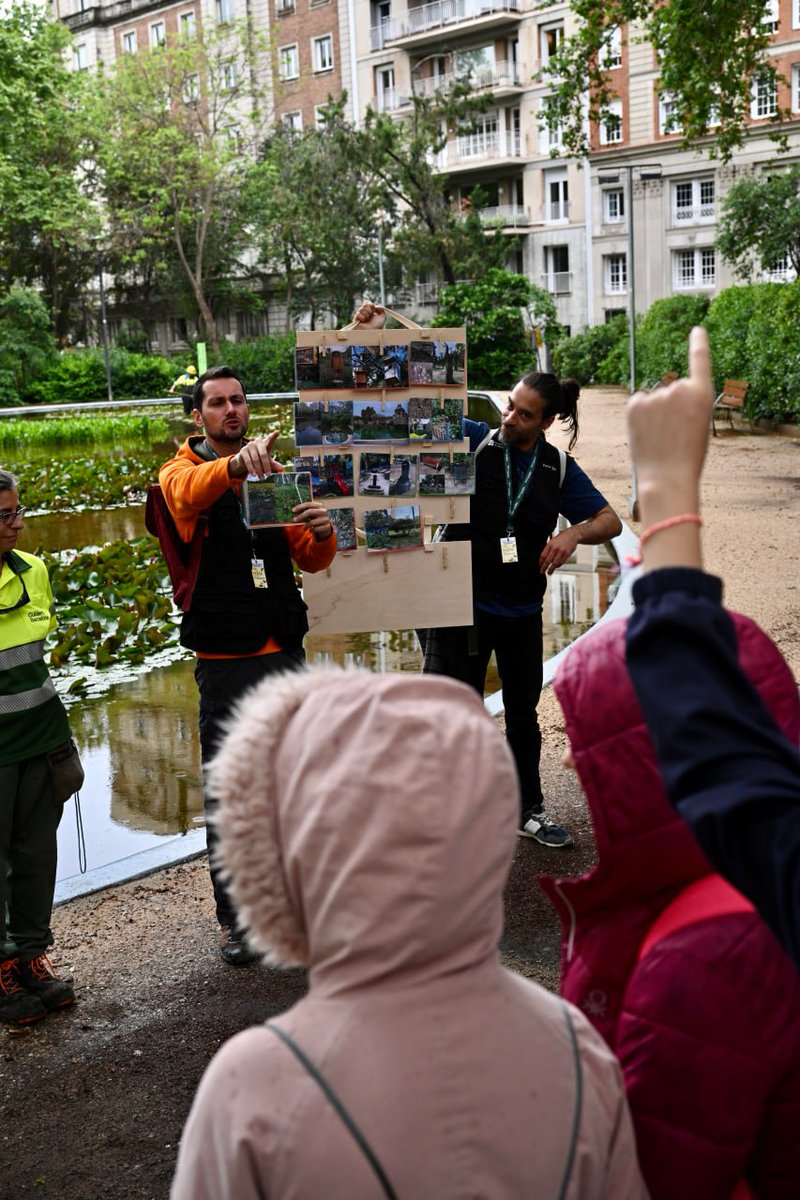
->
xmin=180 ymin=486 xmax=309 ymax=654
xmin=443 ymin=434 xmax=563 ymax=608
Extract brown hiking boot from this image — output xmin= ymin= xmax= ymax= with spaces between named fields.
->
xmin=16 ymin=954 xmax=76 ymax=1010
xmin=0 ymin=958 xmax=47 ymax=1026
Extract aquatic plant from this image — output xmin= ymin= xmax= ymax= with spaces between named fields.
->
xmin=40 ymin=536 xmax=180 ymax=677
xmin=0 ymin=413 xmax=169 ymax=449
xmin=18 ymin=453 xmax=160 ymax=511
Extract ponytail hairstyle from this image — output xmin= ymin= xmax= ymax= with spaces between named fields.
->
xmin=518 ymin=371 xmax=580 ymax=451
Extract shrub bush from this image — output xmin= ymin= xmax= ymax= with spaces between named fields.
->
xmin=636 ymin=294 xmax=710 ymax=386
xmin=209 ymin=333 xmax=297 ymax=394
xmin=24 ymin=349 xmax=175 ymax=405
xmin=551 ymin=316 xmax=628 ymax=385
xmin=706 ymin=281 xmax=800 ymax=423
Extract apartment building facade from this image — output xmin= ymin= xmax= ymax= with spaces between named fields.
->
xmin=352 ymin=0 xmax=800 ymax=335
xmin=56 ymin=0 xmax=800 ymax=345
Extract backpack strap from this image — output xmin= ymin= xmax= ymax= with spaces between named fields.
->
xmin=638 ymin=874 xmax=755 ymax=962
xmin=265 ymin=1023 xmax=399 ymax=1200
xmin=556 ymin=1002 xmax=583 ymax=1200
xmin=145 ymin=484 xmax=207 ymax=613
xmin=557 ymin=446 xmax=567 ymax=487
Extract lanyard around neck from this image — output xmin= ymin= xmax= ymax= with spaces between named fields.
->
xmin=503 ymin=443 xmax=539 ymax=536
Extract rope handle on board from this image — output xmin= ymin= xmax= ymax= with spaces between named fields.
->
xmin=339 ymin=306 xmax=423 ymax=332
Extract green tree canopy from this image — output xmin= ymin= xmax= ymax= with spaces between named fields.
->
xmin=358 ymin=86 xmax=513 ymax=287
xmin=0 ymin=285 xmax=57 ymax=405
xmin=89 ymin=22 xmax=269 ymax=353
xmin=716 ymin=165 xmax=800 ymax=279
xmin=542 ymin=1 xmax=785 ymax=162
xmin=433 ymin=269 xmax=558 ymax=387
xmin=244 ymin=100 xmax=387 ymax=328
xmin=0 ymin=3 xmax=98 ymax=336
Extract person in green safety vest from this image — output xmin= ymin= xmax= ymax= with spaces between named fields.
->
xmin=169 ymin=364 xmax=198 ymax=415
xmin=0 ymin=469 xmax=78 ymax=1028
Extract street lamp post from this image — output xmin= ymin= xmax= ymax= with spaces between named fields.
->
xmin=97 ymin=257 xmax=114 ymax=404
xmin=597 ymin=163 xmax=661 ymax=518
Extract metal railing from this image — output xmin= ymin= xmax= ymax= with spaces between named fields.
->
xmin=478 ymin=205 xmax=530 ymax=227
xmin=410 ymin=60 xmax=522 ymax=98
xmin=371 ymin=0 xmax=520 ymax=47
xmin=542 ymin=271 xmax=572 ymax=296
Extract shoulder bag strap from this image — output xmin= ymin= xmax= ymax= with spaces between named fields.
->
xmin=265 ymin=1023 xmax=399 ymax=1200
xmin=638 ymin=874 xmax=755 ymax=962
xmin=556 ymin=1002 xmax=583 ymax=1200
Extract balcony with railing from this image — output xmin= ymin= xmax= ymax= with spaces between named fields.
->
xmin=62 ymin=0 xmax=181 ymax=27
xmin=543 ymin=200 xmax=570 ymax=222
xmin=415 ymin=281 xmax=440 ymax=306
xmin=435 ymin=128 xmax=523 ymax=169
xmin=370 ymin=0 xmax=522 ymax=51
xmin=373 ymin=88 xmax=401 ymax=112
xmin=410 ymin=60 xmax=522 ymax=99
xmin=478 ymin=204 xmax=531 ymax=227
xmin=542 ymin=272 xmax=572 ymax=296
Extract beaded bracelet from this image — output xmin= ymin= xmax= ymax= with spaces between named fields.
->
xmin=639 ymin=513 xmax=703 ymax=546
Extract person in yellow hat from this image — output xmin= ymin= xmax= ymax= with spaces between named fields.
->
xmin=169 ymin=365 xmax=198 ymax=415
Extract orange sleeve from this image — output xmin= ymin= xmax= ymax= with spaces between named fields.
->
xmin=159 ymin=453 xmax=236 ymax=543
xmin=285 ymin=523 xmax=337 ymax=572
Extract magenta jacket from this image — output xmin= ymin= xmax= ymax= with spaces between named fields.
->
xmin=541 ymin=614 xmax=800 ymax=1200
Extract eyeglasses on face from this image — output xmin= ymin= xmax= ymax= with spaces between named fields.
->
xmin=0 ymin=506 xmax=26 ymax=526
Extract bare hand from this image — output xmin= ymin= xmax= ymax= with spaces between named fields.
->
xmin=229 ymin=431 xmax=281 ymax=480
xmin=539 ymin=527 xmax=579 ymax=575
xmin=627 ymin=326 xmax=714 ymax=517
xmin=353 ymin=302 xmax=386 ymax=329
xmin=293 ymin=499 xmax=334 ymax=541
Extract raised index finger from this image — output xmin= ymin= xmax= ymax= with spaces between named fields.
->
xmin=687 ymin=326 xmax=713 ymax=399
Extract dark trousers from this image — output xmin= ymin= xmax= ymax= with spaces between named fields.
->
xmin=195 ymin=649 xmax=305 ymax=930
xmin=424 ymin=610 xmax=544 ymax=822
xmin=0 ymin=753 xmax=63 ymax=961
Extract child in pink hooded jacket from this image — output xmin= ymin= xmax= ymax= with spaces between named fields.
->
xmin=172 ymin=667 xmax=648 ymax=1199
xmin=542 ymin=614 xmax=800 ymax=1200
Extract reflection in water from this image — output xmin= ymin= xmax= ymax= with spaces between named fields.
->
xmin=57 ymin=657 xmax=203 ymax=880
xmin=31 ymin=506 xmax=147 ymax=552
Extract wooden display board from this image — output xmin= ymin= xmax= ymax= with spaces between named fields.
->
xmin=295 ymin=312 xmax=473 ymax=635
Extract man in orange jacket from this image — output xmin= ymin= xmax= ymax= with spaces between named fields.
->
xmin=160 ymin=365 xmax=336 ymax=965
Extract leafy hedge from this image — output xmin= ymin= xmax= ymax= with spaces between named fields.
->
xmin=11 ymin=332 xmax=299 ymax=407
xmin=551 ymin=316 xmax=628 ymax=386
xmin=553 ymin=282 xmax=800 ymax=423
xmin=208 ymin=333 xmax=297 ymax=394
xmin=23 ymin=349 xmax=175 ymax=405
xmin=705 ymin=282 xmax=800 ymax=423
xmin=636 ymin=295 xmax=710 ymax=387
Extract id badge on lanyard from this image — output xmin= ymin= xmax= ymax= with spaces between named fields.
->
xmin=502 ymin=445 xmax=538 ymax=565
xmin=251 ymin=557 xmax=268 ymax=588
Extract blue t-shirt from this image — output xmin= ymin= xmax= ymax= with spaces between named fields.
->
xmin=463 ymin=419 xmax=609 ymax=616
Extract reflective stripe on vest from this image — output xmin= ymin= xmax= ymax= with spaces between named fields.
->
xmin=0 ymin=677 xmax=57 ymax=714
xmin=0 ymin=638 xmax=45 ymax=671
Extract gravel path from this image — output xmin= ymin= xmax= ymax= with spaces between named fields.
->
xmin=2 ymin=392 xmax=797 ymax=1199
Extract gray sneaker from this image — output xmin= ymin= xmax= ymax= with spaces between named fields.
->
xmin=518 ymin=815 xmax=574 ymax=848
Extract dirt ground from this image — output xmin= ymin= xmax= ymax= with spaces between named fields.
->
xmin=2 ymin=391 xmax=798 ymax=1200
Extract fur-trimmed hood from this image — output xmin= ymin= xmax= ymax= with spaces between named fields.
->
xmin=207 ymin=665 xmax=520 ymax=996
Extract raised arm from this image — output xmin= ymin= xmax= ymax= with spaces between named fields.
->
xmin=624 ymin=327 xmax=800 ymax=969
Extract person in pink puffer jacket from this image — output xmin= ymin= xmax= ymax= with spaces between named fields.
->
xmin=172 ymin=667 xmax=648 ymax=1199
xmin=541 ymin=614 xmax=800 ymax=1200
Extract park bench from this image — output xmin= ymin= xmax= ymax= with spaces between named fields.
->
xmin=712 ymin=379 xmax=751 ymax=436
